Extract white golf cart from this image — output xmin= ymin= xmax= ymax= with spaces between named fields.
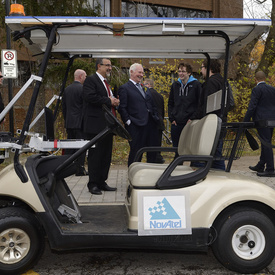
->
xmin=0 ymin=16 xmax=274 ymax=275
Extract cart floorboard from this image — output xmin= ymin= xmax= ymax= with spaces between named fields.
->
xmin=60 ymin=205 xmax=129 ymax=234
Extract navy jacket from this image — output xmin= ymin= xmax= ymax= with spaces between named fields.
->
xmin=244 ymin=82 xmax=275 ymax=122
xmin=118 ymin=81 xmax=159 ymax=126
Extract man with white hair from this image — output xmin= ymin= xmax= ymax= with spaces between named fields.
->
xmin=118 ymin=63 xmax=159 ymax=166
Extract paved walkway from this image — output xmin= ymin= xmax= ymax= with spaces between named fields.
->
xmin=67 ymin=156 xmax=275 ymax=205
xmin=67 ymin=168 xmax=128 ymax=204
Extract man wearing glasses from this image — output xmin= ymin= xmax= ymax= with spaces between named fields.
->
xmin=191 ymin=59 xmax=233 ymax=170
xmin=83 ymin=59 xmax=119 ymax=195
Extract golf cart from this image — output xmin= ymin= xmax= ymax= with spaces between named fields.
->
xmin=0 ymin=16 xmax=274 ymax=275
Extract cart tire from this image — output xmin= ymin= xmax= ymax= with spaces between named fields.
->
xmin=0 ymin=207 xmax=45 ymax=275
xmin=212 ymin=207 xmax=275 ymax=274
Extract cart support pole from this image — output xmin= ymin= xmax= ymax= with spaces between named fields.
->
xmin=203 ymin=52 xmax=210 ymax=117
xmin=14 ymin=25 xmax=59 ymax=183
xmin=221 ymin=32 xmax=230 ymax=120
xmin=5 ymin=0 xmax=14 ymax=135
xmin=198 ymin=30 xmax=230 ymax=120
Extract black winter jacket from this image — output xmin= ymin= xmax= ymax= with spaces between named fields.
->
xmin=168 ymin=78 xmax=201 ymax=125
xmin=191 ymin=73 xmax=224 ymax=120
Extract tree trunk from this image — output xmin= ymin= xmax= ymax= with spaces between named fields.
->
xmin=257 ymin=0 xmax=275 ymax=74
xmin=233 ymin=37 xmax=259 ymax=84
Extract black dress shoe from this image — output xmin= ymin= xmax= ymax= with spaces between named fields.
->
xmin=257 ymin=170 xmax=275 ymax=177
xmin=249 ymin=165 xmax=264 ymax=172
xmin=89 ymin=186 xmax=102 ymax=195
xmin=100 ymin=183 xmax=117 ymax=191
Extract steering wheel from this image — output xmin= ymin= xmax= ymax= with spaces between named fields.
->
xmin=102 ymin=105 xmax=132 ymax=141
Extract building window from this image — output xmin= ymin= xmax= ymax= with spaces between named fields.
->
xmin=148 ymin=5 xmax=158 ymax=17
xmin=88 ymin=0 xmax=111 ymax=16
xmin=121 ymin=1 xmax=212 ymax=18
xmin=123 ymin=1 xmax=136 ymax=17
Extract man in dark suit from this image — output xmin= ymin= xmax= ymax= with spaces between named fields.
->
xmin=118 ymin=63 xmax=159 ymax=166
xmin=62 ymin=69 xmax=87 ymax=176
xmin=244 ymin=71 xmax=275 ymax=177
xmin=83 ymin=58 xmax=120 ymax=194
xmin=144 ymin=78 xmax=165 ymax=163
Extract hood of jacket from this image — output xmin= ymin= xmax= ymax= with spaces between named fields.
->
xmin=177 ymin=75 xmax=198 ymax=85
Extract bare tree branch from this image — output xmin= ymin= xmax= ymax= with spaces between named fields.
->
xmin=258 ymin=0 xmax=275 ymax=73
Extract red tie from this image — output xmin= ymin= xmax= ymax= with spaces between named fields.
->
xmin=104 ymin=80 xmax=116 ymax=116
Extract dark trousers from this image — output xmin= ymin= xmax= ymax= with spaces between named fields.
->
xmin=65 ymin=128 xmax=86 ymax=169
xmin=212 ymin=139 xmax=225 ymax=170
xmin=146 ymin=116 xmax=159 ymax=163
xmin=85 ymin=133 xmax=113 ymax=189
xmin=257 ymin=127 xmax=274 ymax=171
xmin=126 ymin=116 xmax=158 ymax=166
xmin=171 ymin=123 xmax=185 ymax=158
xmin=191 ymin=136 xmax=225 ymax=171
xmin=154 ymin=129 xmax=164 ymax=163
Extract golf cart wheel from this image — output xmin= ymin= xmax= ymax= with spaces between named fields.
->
xmin=212 ymin=207 xmax=275 ymax=274
xmin=0 ymin=207 xmax=45 ymax=275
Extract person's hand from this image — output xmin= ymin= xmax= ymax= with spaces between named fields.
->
xmin=172 ymin=120 xmax=177 ymax=126
xmin=110 ymin=96 xmax=120 ymax=107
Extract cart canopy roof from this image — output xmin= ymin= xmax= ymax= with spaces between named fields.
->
xmin=5 ymin=16 xmax=271 ymax=60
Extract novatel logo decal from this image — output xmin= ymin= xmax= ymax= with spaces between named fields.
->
xmin=148 ymin=198 xmax=182 ymax=229
xmin=140 ymin=194 xmax=190 ymax=235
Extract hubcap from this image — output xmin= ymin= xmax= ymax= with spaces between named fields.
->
xmin=232 ymin=225 xmax=265 ymax=260
xmin=0 ymin=228 xmax=30 ymax=264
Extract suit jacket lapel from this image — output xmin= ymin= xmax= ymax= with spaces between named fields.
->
xmin=128 ymin=81 xmax=145 ymax=99
xmin=95 ymin=73 xmax=108 ymax=95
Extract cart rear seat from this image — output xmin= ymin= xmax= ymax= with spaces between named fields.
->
xmin=129 ymin=114 xmax=221 ymax=189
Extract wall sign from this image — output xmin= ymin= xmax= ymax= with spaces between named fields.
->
xmin=1 ymin=50 xmax=18 ymax=78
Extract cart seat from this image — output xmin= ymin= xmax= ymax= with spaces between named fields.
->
xmin=128 ymin=165 xmax=194 ymax=188
xmin=129 ymin=114 xmax=221 ymax=189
